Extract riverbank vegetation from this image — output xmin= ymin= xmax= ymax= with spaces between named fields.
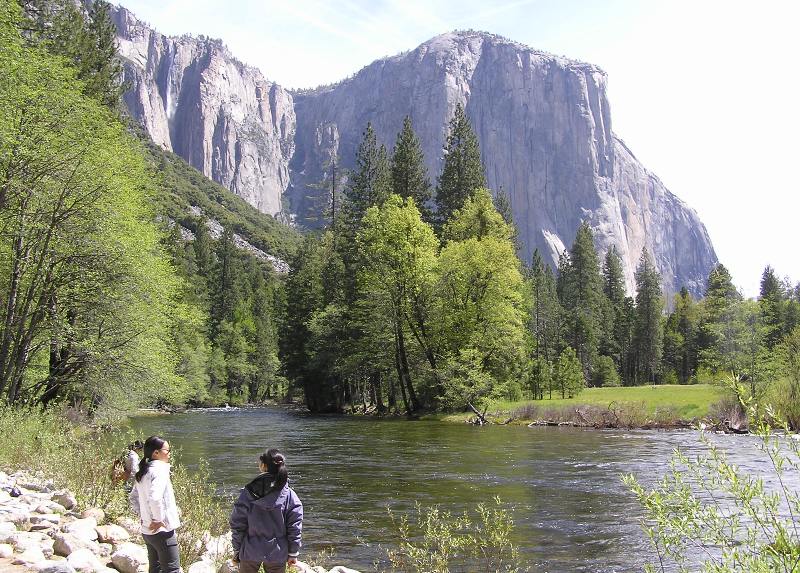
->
xmin=625 ymin=390 xmax=800 ymax=572
xmin=386 ymin=499 xmax=521 ymax=572
xmin=0 ymin=407 xmax=229 ymax=564
xmin=436 ymin=384 xmax=728 ymax=427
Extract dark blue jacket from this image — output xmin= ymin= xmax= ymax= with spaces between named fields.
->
xmin=230 ymin=473 xmax=303 ymax=562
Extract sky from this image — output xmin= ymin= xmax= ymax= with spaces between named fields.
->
xmin=117 ymin=0 xmax=800 ymax=298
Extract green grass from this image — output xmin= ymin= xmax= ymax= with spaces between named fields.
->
xmin=440 ymin=384 xmax=731 ymax=425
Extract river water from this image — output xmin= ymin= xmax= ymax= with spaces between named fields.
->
xmin=129 ymin=407 xmax=781 ymax=572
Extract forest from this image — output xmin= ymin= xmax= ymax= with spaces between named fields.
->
xmin=1 ymin=0 xmax=799 ymax=424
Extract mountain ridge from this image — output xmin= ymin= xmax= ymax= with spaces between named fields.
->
xmin=112 ymin=5 xmax=717 ymax=297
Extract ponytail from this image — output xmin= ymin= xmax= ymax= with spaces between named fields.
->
xmin=136 ymin=435 xmax=166 ymax=482
xmin=260 ymin=448 xmax=288 ymax=493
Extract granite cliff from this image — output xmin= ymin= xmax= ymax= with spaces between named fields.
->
xmin=112 ymin=8 xmax=716 ymax=297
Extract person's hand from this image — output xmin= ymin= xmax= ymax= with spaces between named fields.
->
xmin=287 ymin=557 xmax=297 ymax=566
xmin=232 ymin=556 xmax=239 ymax=564
xmin=148 ymin=520 xmax=165 ymax=532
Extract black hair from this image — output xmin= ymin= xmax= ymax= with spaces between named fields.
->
xmin=136 ymin=436 xmax=166 ymax=482
xmin=128 ymin=440 xmax=144 ymax=450
xmin=260 ymin=448 xmax=288 ymax=493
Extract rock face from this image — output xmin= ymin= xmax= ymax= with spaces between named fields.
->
xmin=111 ymin=6 xmax=295 ymax=215
xmin=114 ymin=11 xmax=717 ymax=297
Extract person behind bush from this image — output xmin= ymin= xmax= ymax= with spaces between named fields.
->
xmin=230 ymin=448 xmax=303 ymax=573
xmin=123 ymin=440 xmax=144 ymax=491
xmin=129 ymin=436 xmax=181 ymax=573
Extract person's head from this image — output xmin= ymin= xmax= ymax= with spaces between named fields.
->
xmin=259 ymin=448 xmax=288 ymax=492
xmin=129 ymin=440 xmax=144 ymax=451
xmin=136 ymin=436 xmax=171 ymax=482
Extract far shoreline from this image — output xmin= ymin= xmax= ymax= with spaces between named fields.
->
xmin=134 ymin=384 xmax=741 ymax=433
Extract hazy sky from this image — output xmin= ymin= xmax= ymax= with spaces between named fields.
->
xmin=117 ymin=0 xmax=799 ymax=297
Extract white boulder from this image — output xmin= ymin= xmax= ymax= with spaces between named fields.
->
xmin=67 ymin=548 xmax=106 ymax=573
xmin=62 ymin=518 xmax=98 ymax=542
xmin=81 ymin=508 xmax=105 ymax=523
xmin=187 ymin=561 xmax=215 ymax=573
xmin=54 ymin=533 xmax=101 ymax=557
xmin=35 ymin=560 xmax=77 ymax=573
xmin=52 ymin=491 xmax=77 ymax=510
xmin=13 ymin=546 xmax=47 ymax=566
xmin=0 ymin=543 xmax=13 ymax=558
xmin=111 ymin=542 xmax=148 ymax=573
xmin=95 ymin=524 xmax=130 ymax=545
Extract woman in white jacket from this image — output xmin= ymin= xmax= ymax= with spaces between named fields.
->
xmin=129 ymin=436 xmax=181 ymax=573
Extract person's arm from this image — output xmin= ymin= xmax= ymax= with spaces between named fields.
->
xmin=285 ymin=490 xmax=303 ymax=563
xmin=145 ymin=466 xmax=168 ymax=531
xmin=229 ymin=490 xmax=249 ymax=562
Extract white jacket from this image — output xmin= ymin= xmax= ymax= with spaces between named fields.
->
xmin=129 ymin=460 xmax=181 ymax=534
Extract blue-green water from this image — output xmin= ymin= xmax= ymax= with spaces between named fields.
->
xmin=129 ymin=407 xmax=772 ymax=572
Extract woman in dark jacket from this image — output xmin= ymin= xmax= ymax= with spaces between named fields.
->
xmin=230 ymin=449 xmax=303 ymax=573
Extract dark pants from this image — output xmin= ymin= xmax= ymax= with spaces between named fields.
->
xmin=239 ymin=560 xmax=286 ymax=573
xmin=142 ymin=530 xmax=181 ymax=573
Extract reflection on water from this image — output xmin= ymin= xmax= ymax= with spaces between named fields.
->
xmin=129 ymin=408 xmax=781 ymax=572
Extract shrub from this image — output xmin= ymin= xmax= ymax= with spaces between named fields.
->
xmin=624 ymin=404 xmax=800 ymax=572
xmin=0 ymin=407 xmax=229 ymax=564
xmin=170 ymin=459 xmax=231 ymax=566
xmin=386 ymin=497 xmax=521 ymax=573
xmin=592 ymin=355 xmax=621 ymax=387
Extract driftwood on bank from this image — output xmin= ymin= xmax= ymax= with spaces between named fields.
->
xmin=467 ymin=403 xmax=489 ymax=425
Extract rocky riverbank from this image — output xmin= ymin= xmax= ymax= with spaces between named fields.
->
xmin=0 ymin=470 xmax=358 ymax=573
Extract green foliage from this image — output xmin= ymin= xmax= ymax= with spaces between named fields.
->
xmin=19 ymin=0 xmax=125 ymax=109
xmin=0 ymin=14 xmax=183 ymax=408
xmin=147 ymin=143 xmax=300 ymax=262
xmin=386 ymin=498 xmax=520 ymax=573
xmin=438 ymin=348 xmax=497 ymax=411
xmin=624 ymin=404 xmax=800 ymax=572
xmin=593 ymin=355 xmax=621 ymax=387
xmin=558 ymin=222 xmax=604 ymax=382
xmin=435 ymin=230 xmax=526 ymax=389
xmin=633 ymin=249 xmax=664 ymax=384
xmin=391 ymin=116 xmax=433 ymax=224
xmin=442 ymin=188 xmax=514 ymax=243
xmin=341 ymin=122 xmax=391 ymax=237
xmin=602 ymin=246 xmax=634 ymax=382
xmin=435 ymin=103 xmax=486 ymax=227
xmin=554 ymin=347 xmax=585 ymax=399
xmin=170 ymin=458 xmax=231 ymax=567
xmin=357 ymin=194 xmax=438 ymax=414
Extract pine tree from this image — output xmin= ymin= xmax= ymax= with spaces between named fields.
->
xmin=19 ymin=0 xmax=124 ymax=109
xmin=633 ymin=249 xmax=664 ymax=384
xmin=529 ymin=250 xmax=562 ymax=398
xmin=391 ymin=116 xmax=433 ymax=224
xmin=663 ymin=287 xmax=699 ymax=384
xmin=601 ymin=246 xmax=627 ymax=370
xmin=759 ymin=265 xmax=785 ymax=349
xmin=435 ymin=103 xmax=485 ymax=227
xmin=697 ymin=263 xmax=742 ymax=372
xmin=559 ymin=222 xmax=603 ymax=382
xmin=341 ymin=123 xmax=391 ymax=234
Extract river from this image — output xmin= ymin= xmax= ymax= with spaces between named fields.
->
xmin=129 ymin=407 xmax=779 ymax=572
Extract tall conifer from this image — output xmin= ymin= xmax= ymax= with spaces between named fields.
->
xmin=759 ymin=265 xmax=785 ymax=349
xmin=391 ymin=116 xmax=433 ymax=224
xmin=435 ymin=103 xmax=485 ymax=227
xmin=633 ymin=249 xmax=664 ymax=384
